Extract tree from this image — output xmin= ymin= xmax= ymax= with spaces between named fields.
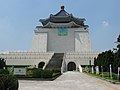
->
xmin=117 ymin=34 xmax=120 ymax=42
xmin=0 ymin=58 xmax=6 ymax=69
xmin=117 ymin=34 xmax=120 ymax=49
xmin=94 ymin=50 xmax=114 ymax=72
xmin=94 ymin=35 xmax=120 ymax=74
xmin=113 ymin=34 xmax=120 ymax=73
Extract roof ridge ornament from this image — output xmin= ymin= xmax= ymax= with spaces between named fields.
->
xmin=61 ymin=6 xmax=65 ymax=10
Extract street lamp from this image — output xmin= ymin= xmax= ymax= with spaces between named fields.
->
xmin=118 ymin=67 xmax=120 ymax=80
xmin=101 ymin=66 xmax=103 ymax=77
xmin=109 ymin=64 xmax=112 ymax=79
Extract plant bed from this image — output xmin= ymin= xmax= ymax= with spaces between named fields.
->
xmin=84 ymin=71 xmax=120 ymax=84
xmin=16 ymin=69 xmax=61 ymax=81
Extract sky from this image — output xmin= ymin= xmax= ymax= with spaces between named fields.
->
xmin=0 ymin=0 xmax=120 ymax=52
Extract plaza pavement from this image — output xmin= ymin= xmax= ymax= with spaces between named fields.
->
xmin=19 ymin=71 xmax=120 ymax=90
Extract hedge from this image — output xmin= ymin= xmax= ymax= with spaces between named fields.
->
xmin=27 ymin=69 xmax=61 ymax=78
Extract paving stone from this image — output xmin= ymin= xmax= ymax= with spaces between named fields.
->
xmin=19 ymin=72 xmax=120 ymax=90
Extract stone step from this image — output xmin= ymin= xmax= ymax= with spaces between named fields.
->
xmin=45 ymin=53 xmax=64 ymax=71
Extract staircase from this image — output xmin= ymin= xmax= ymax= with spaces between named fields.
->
xmin=45 ymin=53 xmax=64 ymax=71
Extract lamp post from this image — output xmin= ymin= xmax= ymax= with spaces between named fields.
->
xmin=101 ymin=66 xmax=103 ymax=77
xmin=118 ymin=67 xmax=120 ymax=80
xmin=92 ymin=66 xmax=94 ymax=74
xmin=109 ymin=64 xmax=112 ymax=79
xmin=89 ymin=60 xmax=92 ymax=72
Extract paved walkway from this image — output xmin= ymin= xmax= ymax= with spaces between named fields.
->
xmin=19 ymin=72 xmax=120 ymax=90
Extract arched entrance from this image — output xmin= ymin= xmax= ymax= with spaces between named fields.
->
xmin=67 ymin=62 xmax=76 ymax=71
xmin=38 ymin=62 xmax=45 ymax=69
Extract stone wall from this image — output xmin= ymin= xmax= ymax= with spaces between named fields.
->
xmin=31 ymin=27 xmax=92 ymax=53
xmin=0 ymin=52 xmax=54 ymax=68
xmin=61 ymin=51 xmax=99 ymax=72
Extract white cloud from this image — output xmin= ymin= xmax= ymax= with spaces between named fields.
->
xmin=102 ymin=21 xmax=109 ymax=28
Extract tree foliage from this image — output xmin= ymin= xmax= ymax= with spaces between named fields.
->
xmin=94 ymin=35 xmax=120 ymax=73
xmin=94 ymin=50 xmax=114 ymax=72
xmin=0 ymin=74 xmax=19 ymax=90
xmin=117 ymin=34 xmax=120 ymax=42
xmin=0 ymin=58 xmax=6 ymax=69
xmin=0 ymin=58 xmax=19 ymax=90
xmin=117 ymin=34 xmax=120 ymax=49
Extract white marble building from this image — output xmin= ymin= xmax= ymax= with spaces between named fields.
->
xmin=0 ymin=6 xmax=99 ymax=72
xmin=31 ymin=27 xmax=92 ymax=53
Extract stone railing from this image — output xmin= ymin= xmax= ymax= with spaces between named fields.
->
xmin=0 ymin=51 xmax=54 ymax=60
xmin=64 ymin=51 xmax=99 ymax=59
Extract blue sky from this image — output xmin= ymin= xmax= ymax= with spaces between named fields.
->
xmin=0 ymin=0 xmax=119 ymax=52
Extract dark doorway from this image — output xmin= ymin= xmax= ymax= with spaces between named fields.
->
xmin=38 ymin=62 xmax=45 ymax=69
xmin=67 ymin=62 xmax=76 ymax=71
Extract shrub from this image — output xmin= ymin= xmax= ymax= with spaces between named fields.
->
xmin=41 ymin=70 xmax=53 ymax=78
xmin=100 ymin=73 xmax=108 ymax=77
xmin=52 ymin=70 xmax=61 ymax=76
xmin=26 ymin=69 xmax=61 ymax=78
xmin=0 ymin=69 xmax=9 ymax=74
xmin=0 ymin=74 xmax=19 ymax=90
xmin=112 ymin=73 xmax=118 ymax=80
xmin=32 ymin=69 xmax=42 ymax=78
xmin=7 ymin=67 xmax=14 ymax=74
xmin=98 ymin=72 xmax=109 ymax=77
xmin=27 ymin=68 xmax=42 ymax=78
xmin=26 ymin=69 xmax=33 ymax=77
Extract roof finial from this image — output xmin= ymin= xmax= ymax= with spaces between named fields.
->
xmin=61 ymin=6 xmax=64 ymax=10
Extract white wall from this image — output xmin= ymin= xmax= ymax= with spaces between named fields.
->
xmin=0 ymin=52 xmax=54 ymax=67
xmin=31 ymin=27 xmax=92 ymax=53
xmin=75 ymin=30 xmax=92 ymax=52
xmin=31 ymin=32 xmax=47 ymax=52
xmin=47 ymin=28 xmax=74 ymax=53
xmin=61 ymin=52 xmax=99 ymax=72
xmin=64 ymin=52 xmax=98 ymax=65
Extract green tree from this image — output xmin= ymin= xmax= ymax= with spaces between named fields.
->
xmin=94 ymin=34 xmax=120 ymax=74
xmin=117 ymin=34 xmax=120 ymax=49
xmin=94 ymin=50 xmax=114 ymax=72
xmin=0 ymin=58 xmax=6 ymax=69
xmin=113 ymin=35 xmax=120 ymax=73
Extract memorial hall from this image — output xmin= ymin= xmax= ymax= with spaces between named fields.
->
xmin=0 ymin=6 xmax=98 ymax=73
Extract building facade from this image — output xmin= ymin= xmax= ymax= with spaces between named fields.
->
xmin=0 ymin=6 xmax=99 ymax=72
